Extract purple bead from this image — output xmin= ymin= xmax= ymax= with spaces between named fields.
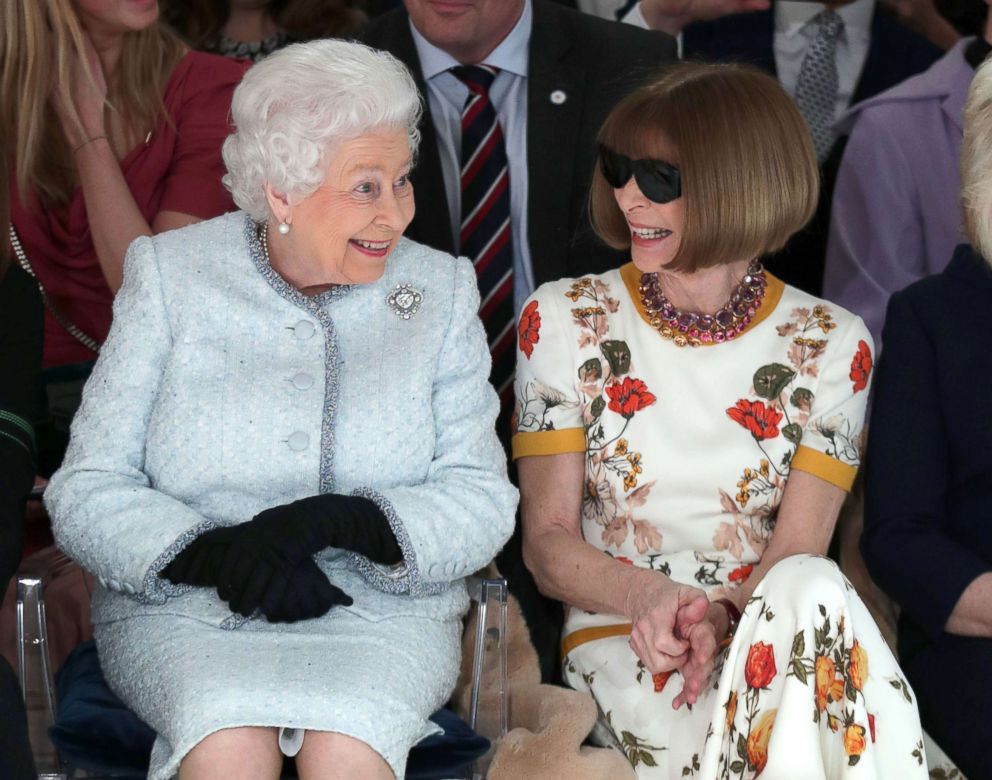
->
xmin=732 ymin=301 xmax=748 ymax=317
xmin=742 ymin=287 xmax=756 ymax=302
xmin=724 ymin=329 xmax=736 ymax=340
xmin=698 ymin=314 xmax=714 ymax=331
xmin=714 ymin=331 xmax=726 ymax=343
xmin=715 ymin=309 xmax=734 ymax=328
xmin=661 ymin=304 xmax=676 ymax=319
xmin=677 ymin=312 xmax=698 ymax=330
xmin=688 ymin=327 xmax=701 ymax=339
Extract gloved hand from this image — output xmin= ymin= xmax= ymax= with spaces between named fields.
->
xmin=161 ymin=525 xmax=353 ymax=622
xmin=161 ymin=525 xmax=241 ymax=587
xmin=219 ymin=556 xmax=353 ymax=622
xmin=217 ymin=494 xmax=402 ymax=584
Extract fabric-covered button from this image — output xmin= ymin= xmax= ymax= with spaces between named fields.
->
xmin=291 ymin=373 xmax=314 ymax=390
xmin=122 ymin=583 xmax=136 ymax=595
xmin=98 ymin=576 xmax=109 ymax=588
xmin=293 ymin=320 xmax=316 ymax=340
xmin=108 ymin=579 xmax=122 ymax=592
xmin=427 ymin=563 xmax=440 ymax=577
xmin=287 ymin=431 xmax=309 ymax=451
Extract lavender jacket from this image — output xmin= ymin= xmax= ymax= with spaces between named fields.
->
xmin=824 ymin=39 xmax=973 ymax=348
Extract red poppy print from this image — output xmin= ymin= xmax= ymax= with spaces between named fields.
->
xmin=726 ymin=399 xmax=783 ymax=441
xmin=606 ymin=377 xmax=657 ymax=419
xmin=518 ymin=300 xmax=541 ymax=359
xmin=728 ymin=564 xmax=754 ymax=584
xmin=850 ymin=339 xmax=872 ymax=394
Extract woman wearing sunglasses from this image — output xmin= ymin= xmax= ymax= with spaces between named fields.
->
xmin=511 ymin=62 xmax=926 ymax=778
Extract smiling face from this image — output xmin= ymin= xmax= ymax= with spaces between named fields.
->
xmin=613 ymin=178 xmax=685 ymax=274
xmin=71 ymin=0 xmax=159 ymax=35
xmin=278 ymin=129 xmax=416 ymax=286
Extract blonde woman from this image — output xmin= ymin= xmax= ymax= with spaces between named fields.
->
xmin=514 ymin=63 xmax=927 ymax=778
xmin=862 ymin=57 xmax=992 ymax=780
xmin=2 ymin=0 xmax=247 ymax=467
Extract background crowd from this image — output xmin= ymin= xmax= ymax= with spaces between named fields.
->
xmin=1 ymin=0 xmax=990 ymax=778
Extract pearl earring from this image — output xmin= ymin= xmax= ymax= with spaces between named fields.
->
xmin=278 ymin=221 xmax=291 ymax=235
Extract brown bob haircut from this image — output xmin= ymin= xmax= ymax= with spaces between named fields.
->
xmin=590 ymin=62 xmax=820 ymax=272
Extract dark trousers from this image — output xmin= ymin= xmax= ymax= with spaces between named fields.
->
xmin=903 ymin=632 xmax=992 ymax=779
xmin=0 ymin=657 xmax=38 ymax=780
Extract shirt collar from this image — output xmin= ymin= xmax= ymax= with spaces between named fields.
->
xmin=409 ymin=0 xmax=532 ymax=81
xmin=775 ymin=0 xmax=875 ymax=43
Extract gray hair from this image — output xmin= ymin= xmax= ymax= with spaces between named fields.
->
xmin=962 ymin=57 xmax=992 ymax=265
xmin=222 ymin=39 xmax=422 ymax=220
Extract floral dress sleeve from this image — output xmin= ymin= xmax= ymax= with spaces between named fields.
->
xmin=789 ymin=313 xmax=874 ymax=491
xmin=511 ymin=284 xmax=585 ymax=460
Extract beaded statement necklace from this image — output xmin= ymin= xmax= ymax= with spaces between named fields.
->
xmin=638 ymin=260 xmax=766 ymax=347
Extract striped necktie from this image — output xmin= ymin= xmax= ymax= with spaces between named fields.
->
xmin=794 ymin=10 xmax=845 ymax=162
xmin=451 ymin=65 xmax=515 ymax=418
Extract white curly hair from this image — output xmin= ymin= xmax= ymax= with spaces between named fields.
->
xmin=962 ymin=56 xmax=992 ymax=265
xmin=222 ymin=39 xmax=422 ymax=221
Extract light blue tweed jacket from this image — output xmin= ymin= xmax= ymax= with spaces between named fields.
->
xmin=46 ymin=211 xmax=518 ymax=630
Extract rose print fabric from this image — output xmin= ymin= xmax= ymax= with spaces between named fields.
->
xmin=511 ymin=266 xmax=927 ymax=778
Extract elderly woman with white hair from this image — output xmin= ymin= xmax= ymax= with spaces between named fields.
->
xmin=45 ymin=39 xmax=517 ymax=780
xmin=862 ymin=57 xmax=992 ymax=780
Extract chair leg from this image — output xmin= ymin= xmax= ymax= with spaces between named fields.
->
xmin=466 ymin=577 xmax=508 ymax=780
xmin=15 ymin=576 xmax=67 ymax=780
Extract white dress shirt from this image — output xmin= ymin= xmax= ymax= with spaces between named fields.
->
xmin=409 ymin=0 xmax=535 ymax=314
xmin=626 ymin=0 xmax=876 ymax=120
xmin=775 ymin=0 xmax=875 ymax=120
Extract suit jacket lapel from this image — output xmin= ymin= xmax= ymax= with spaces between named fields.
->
xmin=377 ymin=14 xmax=456 ymax=256
xmin=526 ymin=2 xmax=585 ymax=285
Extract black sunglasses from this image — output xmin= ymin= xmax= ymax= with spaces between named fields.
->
xmin=598 ymin=145 xmax=682 ymax=204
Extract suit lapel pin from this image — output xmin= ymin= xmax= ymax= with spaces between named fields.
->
xmin=387 ymin=284 xmax=424 ymax=320
xmin=550 ymin=89 xmax=567 ymax=105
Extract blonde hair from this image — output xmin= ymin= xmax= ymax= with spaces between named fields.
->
xmin=1 ymin=0 xmax=185 ymax=268
xmin=962 ymin=57 xmax=992 ymax=265
xmin=589 ymin=62 xmax=819 ymax=272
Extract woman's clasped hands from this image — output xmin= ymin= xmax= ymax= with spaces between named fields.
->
xmin=625 ymin=572 xmax=732 ymax=709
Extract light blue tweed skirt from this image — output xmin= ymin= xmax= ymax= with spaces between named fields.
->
xmin=94 ymin=609 xmax=461 ymax=779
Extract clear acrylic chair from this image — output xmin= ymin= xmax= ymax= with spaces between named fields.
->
xmin=17 ymin=566 xmax=510 ymax=780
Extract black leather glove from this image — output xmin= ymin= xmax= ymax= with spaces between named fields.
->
xmin=162 ymin=526 xmax=352 ymax=621
xmin=220 ymin=556 xmax=353 ymax=622
xmin=220 ymin=493 xmax=402 ymax=577
xmin=161 ymin=525 xmax=241 ymax=587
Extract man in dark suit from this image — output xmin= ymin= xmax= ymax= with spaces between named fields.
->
xmin=363 ymin=0 xmax=675 ymax=682
xmin=363 ymin=0 xmax=675 ymax=293
xmin=621 ymin=0 xmax=941 ymax=294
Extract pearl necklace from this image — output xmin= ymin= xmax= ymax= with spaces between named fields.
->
xmin=638 ymin=260 xmax=766 ymax=347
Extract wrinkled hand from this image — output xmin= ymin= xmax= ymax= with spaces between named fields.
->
xmin=671 ymin=613 xmax=720 ymax=708
xmin=627 ymin=574 xmax=709 ymax=675
xmin=50 ymin=29 xmax=107 ymax=146
xmin=639 ymin=0 xmax=770 ymax=34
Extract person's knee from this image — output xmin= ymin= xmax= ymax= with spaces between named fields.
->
xmin=181 ymin=727 xmax=281 ymax=780
xmin=756 ymin=554 xmax=847 ymax=609
xmin=296 ymin=731 xmax=394 ymax=780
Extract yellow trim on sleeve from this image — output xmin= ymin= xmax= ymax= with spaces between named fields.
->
xmin=791 ymin=445 xmax=858 ymax=491
xmin=511 ymin=428 xmax=587 ymax=460
xmin=561 ymin=623 xmax=633 ymax=658
xmin=619 ymin=262 xmax=786 ymax=344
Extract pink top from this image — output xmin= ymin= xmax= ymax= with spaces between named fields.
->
xmin=10 ymin=50 xmax=250 ymax=368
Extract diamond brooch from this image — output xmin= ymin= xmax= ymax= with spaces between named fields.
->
xmin=386 ymin=284 xmax=423 ymax=319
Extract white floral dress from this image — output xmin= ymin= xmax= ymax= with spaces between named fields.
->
xmin=511 ymin=265 xmax=928 ymax=779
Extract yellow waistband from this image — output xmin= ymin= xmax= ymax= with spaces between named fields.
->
xmin=561 ymin=623 xmax=633 ymax=658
